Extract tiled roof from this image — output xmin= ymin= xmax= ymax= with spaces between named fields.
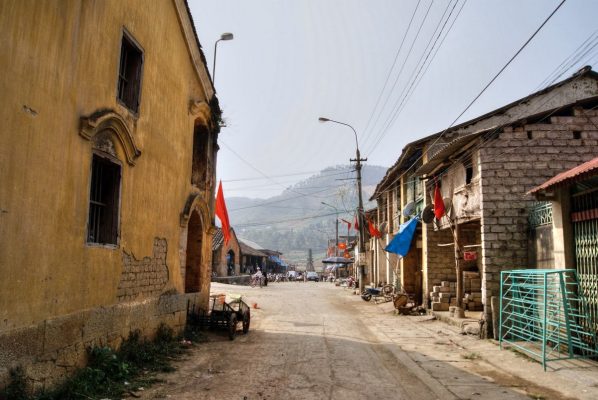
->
xmin=212 ymin=227 xmax=224 ymax=250
xmin=529 ymin=157 xmax=598 ymax=194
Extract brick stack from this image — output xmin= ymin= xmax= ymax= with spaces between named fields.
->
xmin=463 ymin=271 xmax=483 ymax=311
xmin=430 ymin=281 xmax=456 ymax=311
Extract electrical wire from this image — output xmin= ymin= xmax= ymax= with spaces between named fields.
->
xmin=360 ymin=0 xmax=436 ymax=150
xmin=369 ymin=0 xmax=568 ymax=196
xmin=366 ymin=0 xmax=463 ymax=155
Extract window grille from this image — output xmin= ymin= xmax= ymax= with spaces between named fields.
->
xmin=87 ymin=154 xmax=121 ymax=245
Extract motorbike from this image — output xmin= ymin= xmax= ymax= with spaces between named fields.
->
xmin=361 ymin=284 xmax=395 ymax=303
xmin=361 ymin=287 xmax=381 ymax=301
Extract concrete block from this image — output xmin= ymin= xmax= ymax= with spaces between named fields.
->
xmin=441 ymin=281 xmax=450 ymax=287
xmin=440 ymin=297 xmax=450 ymax=303
xmin=439 ymin=292 xmax=451 ymax=299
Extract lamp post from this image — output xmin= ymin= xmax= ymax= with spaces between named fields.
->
xmin=318 ymin=117 xmax=367 ymax=292
xmin=212 ymin=32 xmax=234 ymax=86
xmin=321 ymin=202 xmax=339 ymax=257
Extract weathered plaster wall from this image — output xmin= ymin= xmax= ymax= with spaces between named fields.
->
xmin=0 ymin=0 xmax=214 ymax=329
xmin=0 ymin=0 xmax=217 ymax=387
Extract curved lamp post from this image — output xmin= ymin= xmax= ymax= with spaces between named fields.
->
xmin=213 ymin=32 xmax=234 ymax=86
xmin=321 ymin=202 xmax=339 ymax=257
xmin=318 ymin=117 xmax=367 ymax=292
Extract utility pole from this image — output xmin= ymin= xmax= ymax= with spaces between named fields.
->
xmin=321 ymin=202 xmax=339 ymax=257
xmin=318 ymin=117 xmax=367 ymax=293
xmin=307 ymin=248 xmax=314 ymax=272
xmin=352 ymin=147 xmax=367 ymax=293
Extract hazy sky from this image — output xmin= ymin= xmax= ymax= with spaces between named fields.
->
xmin=189 ymin=0 xmax=598 ymax=199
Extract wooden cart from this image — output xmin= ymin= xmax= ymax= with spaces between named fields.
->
xmin=205 ymin=294 xmax=251 ymax=340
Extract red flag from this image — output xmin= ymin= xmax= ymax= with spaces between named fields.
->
xmin=340 ymin=218 xmax=352 ymax=230
xmin=215 ymin=181 xmax=231 ymax=245
xmin=433 ymin=182 xmax=445 ymax=219
xmin=353 ymin=213 xmax=359 ymax=231
xmin=367 ymin=217 xmax=382 ymax=238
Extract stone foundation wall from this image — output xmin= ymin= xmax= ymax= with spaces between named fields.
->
xmin=0 ymin=292 xmax=198 ymax=392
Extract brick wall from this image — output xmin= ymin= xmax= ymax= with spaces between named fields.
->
xmin=212 ymin=233 xmax=242 ymax=276
xmin=117 ymin=238 xmax=169 ymax=302
xmin=424 ymin=225 xmax=456 ymax=303
xmin=479 ymin=107 xmax=598 ymax=327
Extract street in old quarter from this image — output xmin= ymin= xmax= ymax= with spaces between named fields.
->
xmin=135 ymin=282 xmax=597 ymax=400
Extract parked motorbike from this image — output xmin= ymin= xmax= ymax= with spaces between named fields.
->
xmin=361 ymin=287 xmax=381 ymax=301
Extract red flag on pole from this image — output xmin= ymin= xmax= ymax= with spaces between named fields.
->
xmin=433 ymin=181 xmax=445 ymax=219
xmin=215 ymin=181 xmax=231 ymax=245
xmin=340 ymin=218 xmax=352 ymax=230
xmin=353 ymin=213 xmax=359 ymax=231
xmin=367 ymin=217 xmax=382 ymax=238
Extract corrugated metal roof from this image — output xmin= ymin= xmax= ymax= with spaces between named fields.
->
xmin=415 ymin=127 xmax=496 ymax=176
xmin=238 ymin=239 xmax=268 ymax=257
xmin=529 ymin=157 xmax=598 ymax=194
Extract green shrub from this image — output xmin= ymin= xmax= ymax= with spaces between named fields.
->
xmin=4 ymin=323 xmax=187 ymax=400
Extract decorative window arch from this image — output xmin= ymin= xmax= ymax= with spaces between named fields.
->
xmin=80 ymin=109 xmax=141 ymax=165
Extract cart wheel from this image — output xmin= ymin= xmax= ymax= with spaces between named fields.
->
xmin=242 ymin=310 xmax=251 ymax=334
xmin=361 ymin=292 xmax=372 ymax=301
xmin=228 ymin=314 xmax=238 ymax=340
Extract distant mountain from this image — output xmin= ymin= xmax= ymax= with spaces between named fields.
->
xmin=227 ymin=165 xmax=388 ymax=265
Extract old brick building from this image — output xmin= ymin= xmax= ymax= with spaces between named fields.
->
xmin=371 ymin=67 xmax=598 ymax=334
xmin=212 ymin=227 xmax=242 ymax=276
xmin=0 ymin=0 xmax=221 ymax=388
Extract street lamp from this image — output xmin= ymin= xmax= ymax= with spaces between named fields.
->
xmin=318 ymin=117 xmax=367 ymax=292
xmin=321 ymin=202 xmax=339 ymax=257
xmin=212 ymin=32 xmax=234 ymax=86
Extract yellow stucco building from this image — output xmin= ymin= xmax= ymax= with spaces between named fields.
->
xmin=0 ymin=0 xmax=220 ymax=388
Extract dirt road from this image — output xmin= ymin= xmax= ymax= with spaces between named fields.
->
xmin=134 ymin=282 xmax=578 ymax=400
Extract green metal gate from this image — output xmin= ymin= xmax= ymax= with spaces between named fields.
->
xmin=572 ymin=188 xmax=598 ymax=334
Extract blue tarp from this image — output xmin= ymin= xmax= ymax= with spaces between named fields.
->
xmin=384 ymin=217 xmax=419 ymax=256
xmin=269 ymin=255 xmax=288 ymax=268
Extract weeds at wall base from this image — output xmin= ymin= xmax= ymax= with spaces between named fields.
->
xmin=0 ymin=322 xmax=207 ymax=400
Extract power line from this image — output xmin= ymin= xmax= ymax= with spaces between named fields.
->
xmin=378 ymin=0 xmax=568 ymax=191
xmin=361 ymin=0 xmax=435 ymax=151
xmin=222 ymin=167 xmax=354 ymax=183
xmin=360 ymin=0 xmax=422 ymax=140
xmin=366 ymin=0 xmax=463 ymax=155
xmin=372 ymin=64 xmax=590 ymax=200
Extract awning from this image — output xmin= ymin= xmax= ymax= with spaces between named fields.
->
xmin=322 ymin=256 xmax=354 ymax=264
xmin=268 ymin=255 xmax=288 ymax=268
xmin=528 ymin=156 xmax=598 ymax=194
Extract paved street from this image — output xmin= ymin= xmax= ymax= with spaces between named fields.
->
xmin=136 ymin=282 xmax=598 ymax=400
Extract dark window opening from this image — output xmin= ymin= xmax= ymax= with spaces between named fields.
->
xmin=573 ymin=131 xmax=581 ymax=139
xmin=466 ymin=166 xmax=473 ymax=184
xmin=87 ymin=154 xmax=121 ymax=245
xmin=191 ymin=125 xmax=209 ymax=187
xmin=117 ymin=33 xmax=143 ymax=113
xmin=527 ymin=131 xmax=533 ymax=139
